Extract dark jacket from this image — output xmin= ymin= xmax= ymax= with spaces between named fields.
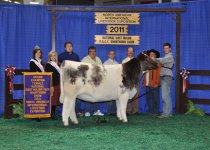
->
xmin=58 ymin=51 xmax=80 ymax=64
xmin=45 ymin=63 xmax=60 ymax=86
xmin=29 ymin=59 xmax=44 ymax=72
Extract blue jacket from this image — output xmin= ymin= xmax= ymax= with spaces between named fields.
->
xmin=58 ymin=51 xmax=80 ymax=63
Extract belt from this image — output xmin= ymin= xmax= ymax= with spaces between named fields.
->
xmin=162 ymin=66 xmax=173 ymax=70
xmin=161 ymin=75 xmax=174 ymax=80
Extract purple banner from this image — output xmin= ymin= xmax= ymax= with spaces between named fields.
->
xmin=23 ymin=72 xmax=52 ymax=118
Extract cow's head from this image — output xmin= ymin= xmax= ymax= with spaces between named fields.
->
xmin=136 ymin=51 xmax=158 ymax=72
xmin=122 ymin=51 xmax=158 ymax=89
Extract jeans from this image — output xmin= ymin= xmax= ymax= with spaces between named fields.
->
xmin=146 ymin=86 xmax=160 ymax=114
xmin=85 ymin=102 xmax=99 ymax=113
xmin=161 ymin=76 xmax=173 ymax=117
xmin=107 ymin=100 xmax=116 ymax=114
xmin=127 ymin=86 xmax=139 ymax=114
xmin=75 ymin=99 xmax=82 ymax=113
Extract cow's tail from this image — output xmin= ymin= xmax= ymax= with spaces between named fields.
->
xmin=59 ymin=61 xmax=65 ymax=104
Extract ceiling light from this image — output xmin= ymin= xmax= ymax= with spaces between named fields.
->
xmin=14 ymin=1 xmax=20 ymax=4
xmin=29 ymin=1 xmax=40 ymax=4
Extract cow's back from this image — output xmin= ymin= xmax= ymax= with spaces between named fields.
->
xmin=61 ymin=60 xmax=123 ymax=102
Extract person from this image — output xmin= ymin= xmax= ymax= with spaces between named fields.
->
xmin=45 ymin=50 xmax=60 ymax=120
xmin=81 ymin=46 xmax=104 ymax=117
xmin=103 ymin=50 xmax=119 ymax=115
xmin=29 ymin=45 xmax=45 ymax=122
xmin=122 ymin=47 xmax=139 ymax=115
xmin=58 ymin=42 xmax=83 ymax=116
xmin=142 ymin=49 xmax=161 ymax=115
xmin=156 ymin=43 xmax=174 ymax=118
xmin=58 ymin=41 xmax=80 ymax=64
xmin=122 ymin=47 xmax=134 ymax=64
xmin=82 ymin=46 xmax=102 ymax=64
xmin=29 ymin=45 xmax=45 ymax=72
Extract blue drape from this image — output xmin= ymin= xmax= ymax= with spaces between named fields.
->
xmin=0 ymin=5 xmax=52 ymax=115
xmin=1 ymin=0 xmax=210 ymax=115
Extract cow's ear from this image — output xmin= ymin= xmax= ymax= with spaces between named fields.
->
xmin=137 ymin=53 xmax=142 ymax=60
xmin=137 ymin=52 xmax=146 ymax=60
xmin=143 ymin=53 xmax=148 ymax=57
xmin=143 ymin=50 xmax=150 ymax=55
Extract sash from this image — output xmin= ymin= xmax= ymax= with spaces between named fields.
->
xmin=49 ymin=61 xmax=60 ymax=74
xmin=30 ymin=59 xmax=44 ymax=72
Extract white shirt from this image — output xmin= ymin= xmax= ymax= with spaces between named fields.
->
xmin=146 ymin=71 xmax=149 ymax=86
xmin=81 ymin=55 xmax=102 ymax=65
xmin=122 ymin=57 xmax=134 ymax=64
xmin=103 ymin=58 xmax=119 ymax=65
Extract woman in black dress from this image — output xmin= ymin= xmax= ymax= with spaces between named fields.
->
xmin=29 ymin=46 xmax=45 ymax=122
xmin=29 ymin=46 xmax=45 ymax=72
xmin=45 ymin=50 xmax=60 ymax=120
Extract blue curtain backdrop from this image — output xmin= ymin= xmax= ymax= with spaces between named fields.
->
xmin=0 ymin=0 xmax=210 ymax=115
xmin=0 ymin=5 xmax=52 ymax=115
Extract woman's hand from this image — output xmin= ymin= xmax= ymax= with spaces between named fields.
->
xmin=50 ymin=87 xmax=54 ymax=96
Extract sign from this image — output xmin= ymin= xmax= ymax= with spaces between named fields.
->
xmin=106 ymin=25 xmax=128 ymax=35
xmin=23 ymin=72 xmax=52 ymax=118
xmin=94 ymin=12 xmax=140 ymax=45
xmin=95 ymin=35 xmax=140 ymax=45
xmin=95 ymin=12 xmax=140 ymax=24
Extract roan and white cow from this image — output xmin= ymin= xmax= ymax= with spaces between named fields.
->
xmin=60 ymin=52 xmax=157 ymax=126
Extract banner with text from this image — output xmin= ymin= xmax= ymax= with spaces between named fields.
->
xmin=95 ymin=12 xmax=140 ymax=24
xmin=95 ymin=35 xmax=140 ymax=45
xmin=23 ymin=72 xmax=52 ymax=118
xmin=95 ymin=12 xmax=140 ymax=45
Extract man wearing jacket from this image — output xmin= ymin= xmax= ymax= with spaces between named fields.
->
xmin=143 ymin=49 xmax=161 ymax=115
xmin=156 ymin=43 xmax=174 ymax=118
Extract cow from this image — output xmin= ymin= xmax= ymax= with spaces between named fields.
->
xmin=59 ymin=52 xmax=158 ymax=126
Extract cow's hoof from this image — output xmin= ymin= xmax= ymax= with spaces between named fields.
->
xmin=117 ymin=117 xmax=122 ymax=121
xmin=63 ymin=121 xmax=69 ymax=126
xmin=73 ymin=121 xmax=79 ymax=124
xmin=122 ymin=120 xmax=128 ymax=123
xmin=63 ymin=124 xmax=69 ymax=127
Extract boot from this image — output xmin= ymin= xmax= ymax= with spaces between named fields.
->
xmin=51 ymin=106 xmax=58 ymax=120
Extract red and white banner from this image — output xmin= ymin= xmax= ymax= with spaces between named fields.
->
xmin=180 ymin=68 xmax=190 ymax=93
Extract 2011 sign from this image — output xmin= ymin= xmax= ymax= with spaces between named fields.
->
xmin=106 ymin=25 xmax=128 ymax=35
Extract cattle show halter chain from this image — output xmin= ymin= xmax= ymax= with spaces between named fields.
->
xmin=128 ymin=68 xmax=161 ymax=104
xmin=128 ymin=52 xmax=161 ymax=103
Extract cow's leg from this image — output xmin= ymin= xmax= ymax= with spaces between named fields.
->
xmin=59 ymin=68 xmax=64 ymax=104
xmin=116 ymin=100 xmax=122 ymax=121
xmin=68 ymin=99 xmax=78 ymax=124
xmin=62 ymin=96 xmax=71 ymax=126
xmin=119 ymin=93 xmax=129 ymax=123
xmin=62 ymin=96 xmax=78 ymax=126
